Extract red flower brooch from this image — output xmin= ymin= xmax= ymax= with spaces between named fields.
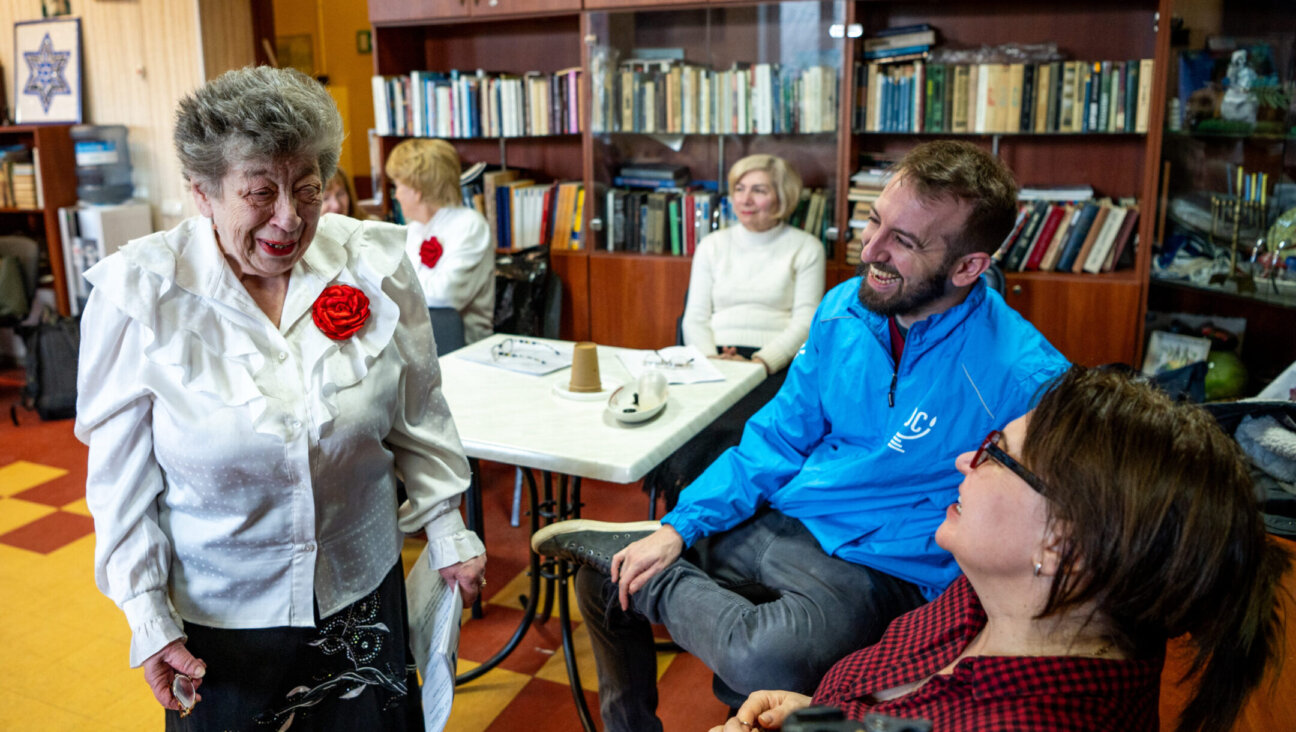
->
xmin=419 ymin=236 xmax=444 ymax=269
xmin=312 ymin=284 xmax=370 ymax=341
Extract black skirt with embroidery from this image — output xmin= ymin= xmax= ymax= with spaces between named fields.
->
xmin=165 ymin=559 xmax=423 ymax=731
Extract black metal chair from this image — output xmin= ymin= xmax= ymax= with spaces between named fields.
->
xmin=0 ymin=235 xmax=39 ymax=329
xmin=428 ymin=306 xmax=465 ymax=355
xmin=982 ymin=259 xmax=1007 ymax=296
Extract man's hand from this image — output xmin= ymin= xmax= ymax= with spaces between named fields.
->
xmin=707 ymin=690 xmax=814 ymax=731
xmin=609 ymin=525 xmax=684 ymax=611
xmin=142 ymin=639 xmax=206 ymax=711
xmin=751 ymin=355 xmax=771 ymax=374
xmin=439 ymin=553 xmax=488 ymax=607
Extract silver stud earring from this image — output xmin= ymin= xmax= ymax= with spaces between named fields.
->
xmin=1033 ymin=562 xmax=1042 ymax=577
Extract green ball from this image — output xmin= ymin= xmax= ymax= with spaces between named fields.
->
xmin=1204 ymin=350 xmax=1249 ymax=400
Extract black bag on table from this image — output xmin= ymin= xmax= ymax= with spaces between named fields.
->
xmin=493 ymin=245 xmax=550 ymax=337
xmin=17 ymin=308 xmax=80 ymax=421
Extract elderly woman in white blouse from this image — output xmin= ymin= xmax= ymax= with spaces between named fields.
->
xmin=386 ymin=138 xmax=494 ymax=344
xmin=646 ymin=154 xmax=826 ymax=510
xmin=75 ymin=67 xmax=485 ymax=730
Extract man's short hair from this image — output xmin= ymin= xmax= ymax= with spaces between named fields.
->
xmin=893 ymin=141 xmax=1019 ymax=257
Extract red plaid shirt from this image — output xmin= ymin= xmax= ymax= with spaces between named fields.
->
xmin=812 ymin=576 xmax=1161 ymax=731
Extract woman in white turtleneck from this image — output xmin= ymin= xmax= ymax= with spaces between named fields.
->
xmin=386 ymin=139 xmax=494 ymax=344
xmin=682 ymin=154 xmax=826 ymax=375
xmin=650 ymin=155 xmax=825 ymax=510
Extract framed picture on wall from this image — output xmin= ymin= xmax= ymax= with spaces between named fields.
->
xmin=13 ymin=17 xmax=82 ymax=125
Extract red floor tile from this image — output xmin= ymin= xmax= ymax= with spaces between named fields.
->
xmin=459 ymin=603 xmax=576 ymax=677
xmin=485 ymin=676 xmax=602 ymax=732
xmin=12 ymin=473 xmax=85 ymax=507
xmin=0 ymin=509 xmax=94 ymax=554
xmin=657 ymin=651 xmax=734 ymax=729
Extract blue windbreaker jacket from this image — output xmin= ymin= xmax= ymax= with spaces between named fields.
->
xmin=661 ymin=277 xmax=1069 ymax=599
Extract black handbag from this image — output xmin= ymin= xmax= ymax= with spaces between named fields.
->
xmin=17 ymin=308 xmax=80 ymax=422
xmin=493 ymin=245 xmax=550 ymax=338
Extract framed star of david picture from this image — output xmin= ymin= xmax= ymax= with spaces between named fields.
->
xmin=13 ymin=17 xmax=81 ymax=125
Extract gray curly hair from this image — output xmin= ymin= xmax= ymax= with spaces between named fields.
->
xmin=174 ymin=66 xmax=344 ymax=194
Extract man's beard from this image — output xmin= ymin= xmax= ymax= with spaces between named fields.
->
xmin=854 ymin=260 xmax=954 ymax=318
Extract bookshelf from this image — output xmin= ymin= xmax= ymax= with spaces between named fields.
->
xmin=0 ymin=125 xmax=78 ymax=316
xmin=1149 ymin=0 xmax=1296 ymax=388
xmin=370 ymin=0 xmax=1174 ymax=364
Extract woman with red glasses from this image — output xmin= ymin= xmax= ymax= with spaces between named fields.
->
xmin=711 ymin=365 xmax=1290 ymax=732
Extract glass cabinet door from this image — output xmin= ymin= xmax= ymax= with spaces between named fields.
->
xmin=586 ymin=1 xmax=847 ymax=256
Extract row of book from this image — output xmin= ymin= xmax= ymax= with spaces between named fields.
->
xmin=456 ymin=167 xmax=585 ymax=251
xmin=371 ymin=68 xmax=583 ymax=139
xmin=602 ymin=186 xmax=832 ymax=256
xmin=996 ymin=198 xmax=1140 ymax=274
xmin=0 ymin=145 xmax=41 ymax=209
xmin=855 ymin=58 xmax=1155 ymax=135
xmin=590 ymin=59 xmax=838 ymax=136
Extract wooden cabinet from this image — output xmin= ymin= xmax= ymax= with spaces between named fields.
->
xmin=370 ymin=0 xmax=1175 ymax=363
xmin=1148 ymin=0 xmax=1296 ymax=389
xmin=369 ymin=0 xmax=578 ymax=24
xmin=0 ymin=125 xmax=78 ymax=316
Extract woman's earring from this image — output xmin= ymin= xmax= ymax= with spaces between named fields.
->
xmin=1033 ymin=562 xmax=1042 ymax=577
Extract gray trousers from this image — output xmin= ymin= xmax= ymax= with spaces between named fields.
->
xmin=575 ymin=510 xmax=925 ymax=732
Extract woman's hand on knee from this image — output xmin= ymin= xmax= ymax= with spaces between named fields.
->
xmin=708 ymin=690 xmax=813 ymax=730
xmin=610 ymin=525 xmax=684 ymax=611
xmin=142 ymin=639 xmax=206 ymax=711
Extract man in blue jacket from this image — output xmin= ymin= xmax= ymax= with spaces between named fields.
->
xmin=533 ymin=141 xmax=1070 ymax=732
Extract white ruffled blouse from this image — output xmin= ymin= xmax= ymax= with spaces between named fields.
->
xmin=75 ymin=213 xmax=485 ymax=667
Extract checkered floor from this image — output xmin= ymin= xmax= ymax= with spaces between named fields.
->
xmin=0 ymin=377 xmax=728 ymax=731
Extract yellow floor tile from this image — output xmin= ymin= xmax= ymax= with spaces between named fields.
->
xmin=0 ymin=497 xmax=56 ymax=535
xmin=533 ymin=622 xmax=601 ymax=692
xmin=62 ymin=497 xmax=92 ymax=516
xmin=0 ymin=461 xmax=68 ymax=497
xmin=490 ymin=565 xmax=585 ymax=624
xmin=98 ymin=680 xmax=163 ymax=730
xmin=447 ymin=659 xmax=531 ymax=732
xmin=0 ymin=688 xmax=102 ymax=731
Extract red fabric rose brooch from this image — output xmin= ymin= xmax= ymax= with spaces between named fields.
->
xmin=420 ymin=236 xmax=444 ymax=269
xmin=312 ymin=284 xmax=370 ymax=341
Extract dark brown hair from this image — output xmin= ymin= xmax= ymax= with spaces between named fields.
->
xmin=1024 ymin=366 xmax=1289 ymax=732
xmin=892 ymin=140 xmax=1018 ymax=257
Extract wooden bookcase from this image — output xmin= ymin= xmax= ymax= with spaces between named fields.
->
xmin=0 ymin=124 xmax=78 ymax=316
xmin=370 ymin=0 xmax=1173 ymax=364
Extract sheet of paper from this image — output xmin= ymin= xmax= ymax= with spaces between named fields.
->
xmin=616 ymin=345 xmax=726 ymax=384
xmin=405 ymin=543 xmax=463 ymax=732
xmin=451 ymin=337 xmax=574 ymax=376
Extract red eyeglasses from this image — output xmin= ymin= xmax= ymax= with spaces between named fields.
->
xmin=971 ymin=430 xmax=1047 ymax=493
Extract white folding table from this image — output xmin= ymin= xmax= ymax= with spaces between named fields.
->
xmin=438 ymin=334 xmax=765 ymax=730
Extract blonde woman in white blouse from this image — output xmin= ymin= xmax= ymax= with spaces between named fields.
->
xmin=75 ymin=67 xmax=484 ymax=730
xmin=386 ymin=138 xmax=495 ymax=344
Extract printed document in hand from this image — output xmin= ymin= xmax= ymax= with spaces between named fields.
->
xmin=452 ymin=337 xmax=574 ymax=376
xmin=617 ymin=345 xmax=725 ymax=384
xmin=405 ymin=543 xmax=463 ymax=732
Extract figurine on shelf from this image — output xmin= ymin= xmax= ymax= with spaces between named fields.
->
xmin=1221 ymin=49 xmax=1259 ymax=124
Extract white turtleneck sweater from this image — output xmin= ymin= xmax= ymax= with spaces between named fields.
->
xmin=681 ymin=222 xmax=826 ymax=373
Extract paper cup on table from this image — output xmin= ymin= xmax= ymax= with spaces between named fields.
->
xmin=568 ymin=341 xmax=602 ymax=392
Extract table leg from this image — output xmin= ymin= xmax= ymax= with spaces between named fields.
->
xmin=465 ymin=459 xmax=486 ymax=620
xmin=455 ymin=466 xmax=543 ymax=685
